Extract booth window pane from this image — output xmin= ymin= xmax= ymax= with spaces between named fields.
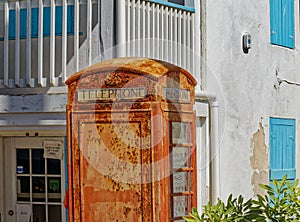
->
xmin=171 ymin=122 xmax=188 ymax=144
xmin=172 ymin=147 xmax=188 ymax=168
xmin=173 ymin=196 xmax=188 ymax=217
xmin=173 ymin=172 xmax=188 ymax=192
xmin=169 ymin=121 xmax=194 ymax=221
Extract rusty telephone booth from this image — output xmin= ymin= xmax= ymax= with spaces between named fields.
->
xmin=66 ymin=58 xmax=197 ymax=222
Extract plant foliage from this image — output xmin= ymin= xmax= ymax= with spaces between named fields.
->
xmin=183 ymin=175 xmax=300 ymax=222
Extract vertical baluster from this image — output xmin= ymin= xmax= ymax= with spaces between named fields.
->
xmin=182 ymin=11 xmax=186 ymax=69
xmin=178 ymin=10 xmax=182 ymax=67
xmin=74 ymin=0 xmax=79 ymax=71
xmin=15 ymin=1 xmax=20 ymax=87
xmin=170 ymin=7 xmax=173 ymax=65
xmin=61 ymin=0 xmax=67 ymax=83
xmin=87 ymin=0 xmax=92 ymax=65
xmin=49 ymin=0 xmax=55 ymax=86
xmin=126 ymin=0 xmax=131 ymax=56
xmin=146 ymin=1 xmax=150 ymax=57
xmin=160 ymin=5 xmax=164 ymax=60
xmin=137 ymin=0 xmax=140 ymax=56
xmin=156 ymin=4 xmax=159 ymax=59
xmin=187 ymin=12 xmax=191 ymax=73
xmin=164 ymin=6 xmax=168 ymax=63
xmin=174 ymin=8 xmax=178 ymax=66
xmin=142 ymin=0 xmax=146 ymax=57
xmin=151 ymin=3 xmax=155 ymax=58
xmin=38 ymin=0 xmax=44 ymax=86
xmin=131 ymin=0 xmax=136 ymax=56
xmin=26 ymin=0 xmax=32 ymax=87
xmin=4 ymin=2 xmax=9 ymax=88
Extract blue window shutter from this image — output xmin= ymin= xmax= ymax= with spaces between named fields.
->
xmin=270 ymin=0 xmax=281 ymax=45
xmin=55 ymin=6 xmax=75 ymax=35
xmin=270 ymin=118 xmax=296 ymax=180
xmin=55 ymin=6 xmax=63 ymax=35
xmin=20 ymin=9 xmax=27 ymax=38
xmin=282 ymin=0 xmax=294 ymax=48
xmin=31 ymin=8 xmax=39 ymax=38
xmin=43 ymin=7 xmax=51 ymax=36
xmin=67 ymin=5 xmax=74 ymax=34
xmin=270 ymin=0 xmax=294 ymax=48
xmin=7 ymin=5 xmax=74 ymax=39
xmin=9 ymin=10 xmax=16 ymax=39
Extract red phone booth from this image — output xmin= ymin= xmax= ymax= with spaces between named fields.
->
xmin=66 ymin=57 xmax=197 ymax=222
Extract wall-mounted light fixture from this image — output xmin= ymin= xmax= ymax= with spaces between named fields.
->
xmin=242 ymin=32 xmax=251 ymax=53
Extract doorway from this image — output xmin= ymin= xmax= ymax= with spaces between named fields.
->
xmin=3 ymin=137 xmax=66 ymax=222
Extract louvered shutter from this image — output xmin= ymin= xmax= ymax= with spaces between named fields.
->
xmin=270 ymin=0 xmax=294 ymax=48
xmin=270 ymin=118 xmax=295 ymax=180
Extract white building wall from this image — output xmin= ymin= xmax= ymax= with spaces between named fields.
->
xmin=205 ymin=0 xmax=300 ymax=200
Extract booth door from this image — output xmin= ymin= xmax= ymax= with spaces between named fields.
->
xmin=3 ymin=137 xmax=66 ymax=222
xmin=75 ymin=113 xmax=152 ymax=222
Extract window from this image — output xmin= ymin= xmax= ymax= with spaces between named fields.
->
xmin=8 ymin=5 xmax=74 ymax=40
xmin=270 ymin=0 xmax=294 ymax=48
xmin=270 ymin=117 xmax=296 ymax=181
xmin=169 ymin=122 xmax=195 ymax=221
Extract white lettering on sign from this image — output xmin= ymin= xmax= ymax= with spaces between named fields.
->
xmin=162 ymin=88 xmax=190 ymax=102
xmin=44 ymin=140 xmax=63 ymax=160
xmin=77 ymin=87 xmax=147 ymax=101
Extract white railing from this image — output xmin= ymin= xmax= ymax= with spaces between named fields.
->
xmin=0 ymin=0 xmax=198 ymax=89
xmin=0 ymin=0 xmax=99 ymax=88
xmin=120 ymin=0 xmax=199 ymax=77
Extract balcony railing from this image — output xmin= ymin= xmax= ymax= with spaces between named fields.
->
xmin=0 ymin=0 xmax=198 ymax=89
xmin=121 ymin=0 xmax=199 ymax=76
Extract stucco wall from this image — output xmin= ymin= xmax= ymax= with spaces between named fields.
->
xmin=205 ymin=0 xmax=300 ymax=199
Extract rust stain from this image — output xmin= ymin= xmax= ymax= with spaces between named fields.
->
xmin=66 ymin=58 xmax=197 ymax=222
xmin=250 ymin=123 xmax=269 ymax=196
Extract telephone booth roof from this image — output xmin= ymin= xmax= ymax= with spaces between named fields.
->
xmin=65 ymin=57 xmax=197 ymax=86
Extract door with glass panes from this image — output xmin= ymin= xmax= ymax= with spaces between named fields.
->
xmin=4 ymin=138 xmax=66 ymax=222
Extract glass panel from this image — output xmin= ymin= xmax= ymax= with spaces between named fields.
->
xmin=47 ymin=159 xmax=61 ymax=175
xmin=32 ymin=149 xmax=45 ymax=174
xmin=172 ymin=122 xmax=188 ymax=144
xmin=33 ymin=204 xmax=46 ymax=222
xmin=17 ymin=176 xmax=30 ymax=201
xmin=16 ymin=149 xmax=30 ymax=174
xmin=173 ymin=196 xmax=188 ymax=218
xmin=48 ymin=177 xmax=61 ymax=202
xmin=173 ymin=172 xmax=188 ymax=192
xmin=48 ymin=205 xmax=62 ymax=222
xmin=172 ymin=147 xmax=188 ymax=168
xmin=32 ymin=177 xmax=45 ymax=202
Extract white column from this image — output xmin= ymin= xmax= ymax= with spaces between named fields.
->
xmin=210 ymin=101 xmax=220 ymax=204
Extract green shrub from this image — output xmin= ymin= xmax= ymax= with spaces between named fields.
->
xmin=254 ymin=175 xmax=300 ymax=221
xmin=183 ymin=175 xmax=300 ymax=222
